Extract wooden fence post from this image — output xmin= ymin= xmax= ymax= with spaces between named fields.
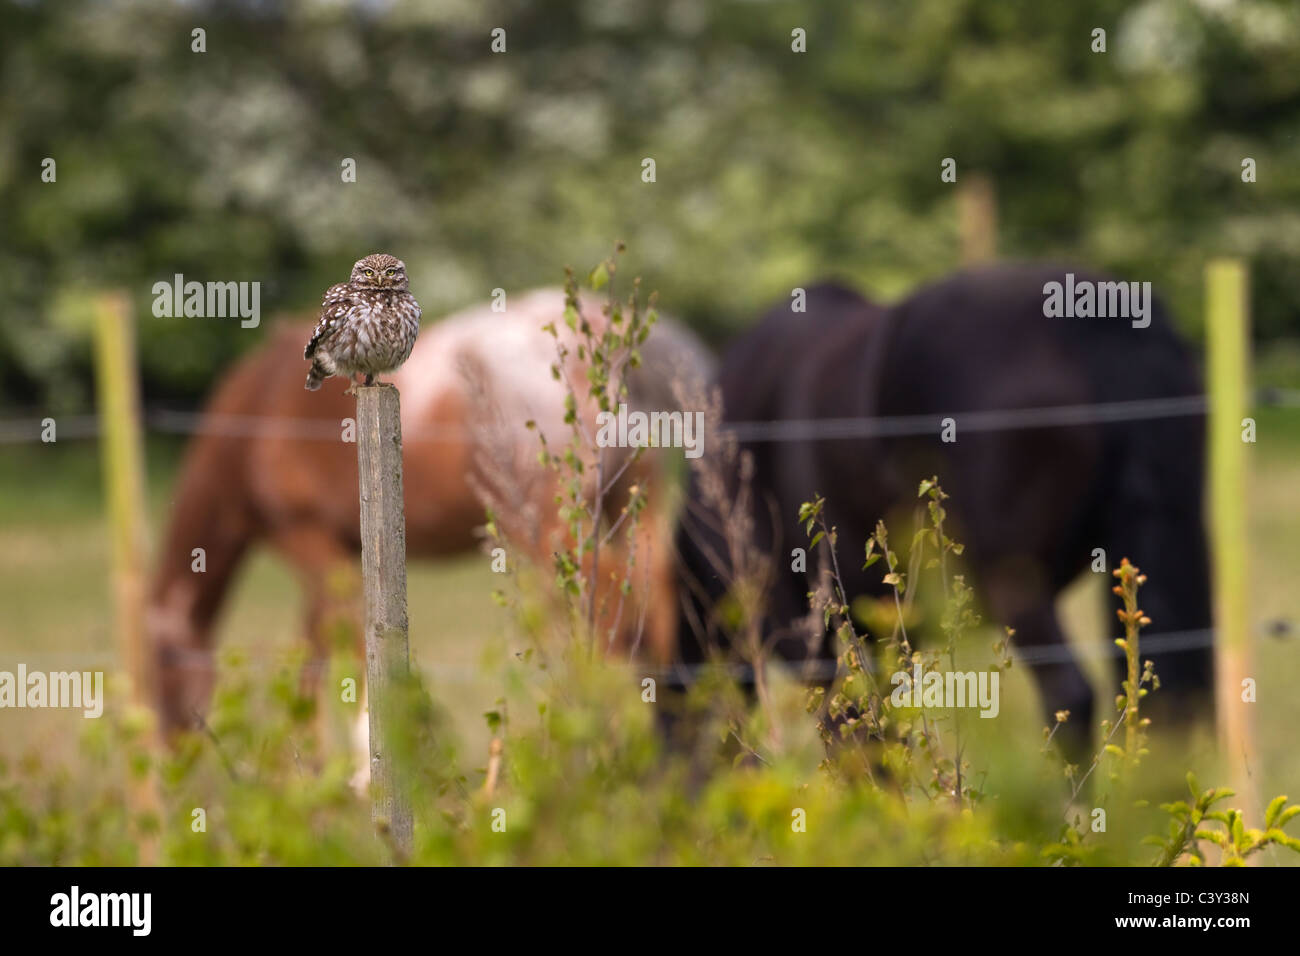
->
xmin=93 ymin=292 xmax=150 ymax=700
xmin=1205 ymin=259 xmax=1258 ymax=827
xmin=957 ymin=173 xmax=998 ymax=266
xmin=91 ymin=290 xmax=159 ymax=862
xmin=355 ymin=383 xmax=413 ymax=854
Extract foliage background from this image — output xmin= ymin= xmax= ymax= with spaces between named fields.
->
xmin=3 ymin=0 xmax=1300 ymax=411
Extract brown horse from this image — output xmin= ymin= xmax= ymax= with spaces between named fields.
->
xmin=147 ymin=288 xmax=713 ymax=738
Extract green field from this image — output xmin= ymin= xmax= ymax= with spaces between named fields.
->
xmin=1 ymin=409 xmax=1297 ymax=857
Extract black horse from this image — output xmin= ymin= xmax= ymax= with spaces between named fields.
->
xmin=674 ymin=264 xmax=1214 ymax=762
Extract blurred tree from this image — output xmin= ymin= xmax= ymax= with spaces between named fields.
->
xmin=1 ymin=0 xmax=1298 ymax=409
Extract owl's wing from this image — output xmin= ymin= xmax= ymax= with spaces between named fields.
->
xmin=304 ymin=283 xmax=353 ymax=359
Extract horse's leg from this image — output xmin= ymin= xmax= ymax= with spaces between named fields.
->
xmin=983 ymin=569 xmax=1095 ymax=770
xmin=266 ymin=524 xmax=362 ymax=768
xmin=269 ymin=524 xmax=360 ymax=690
xmin=1102 ymin=421 xmax=1214 ymax=734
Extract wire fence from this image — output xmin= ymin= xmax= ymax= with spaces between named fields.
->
xmin=2 ymin=387 xmax=1299 ymax=446
xmin=10 ymin=620 xmax=1294 ymax=679
xmin=0 ymin=388 xmax=1293 ymax=673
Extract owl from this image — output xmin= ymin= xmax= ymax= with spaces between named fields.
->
xmin=304 ymin=253 xmax=422 ymax=393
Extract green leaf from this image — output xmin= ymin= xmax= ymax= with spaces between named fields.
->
xmin=1194 ymin=828 xmax=1226 ymax=846
xmin=589 ymin=262 xmax=610 ymax=290
xmin=1267 ymin=831 xmax=1300 ymax=853
xmin=1265 ymin=794 xmax=1287 ymax=829
xmin=1275 ymin=805 xmax=1300 ymax=828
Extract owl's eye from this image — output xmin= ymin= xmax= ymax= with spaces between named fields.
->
xmin=386 ymin=269 xmax=396 ymax=276
xmin=364 ymin=269 xmax=374 ymax=276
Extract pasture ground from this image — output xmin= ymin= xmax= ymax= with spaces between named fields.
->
xmin=1 ymin=409 xmax=1296 ymax=861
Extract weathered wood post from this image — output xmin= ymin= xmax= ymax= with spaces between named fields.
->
xmin=91 ymin=290 xmax=159 ymax=862
xmin=957 ymin=172 xmax=998 ymax=266
xmin=1205 ymin=258 xmax=1258 ymax=828
xmin=355 ymin=383 xmax=413 ymax=854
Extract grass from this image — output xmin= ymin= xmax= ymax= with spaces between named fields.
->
xmin=1 ymin=406 xmax=1297 ymax=858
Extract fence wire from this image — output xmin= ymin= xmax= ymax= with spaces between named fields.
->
xmin=9 ymin=622 xmax=1282 ymax=678
xmin=0 ymin=389 xmax=1292 ymax=672
xmin=1 ymin=388 xmax=1298 ymax=445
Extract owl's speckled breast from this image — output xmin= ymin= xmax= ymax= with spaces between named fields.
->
xmin=329 ymin=291 xmax=421 ymax=376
